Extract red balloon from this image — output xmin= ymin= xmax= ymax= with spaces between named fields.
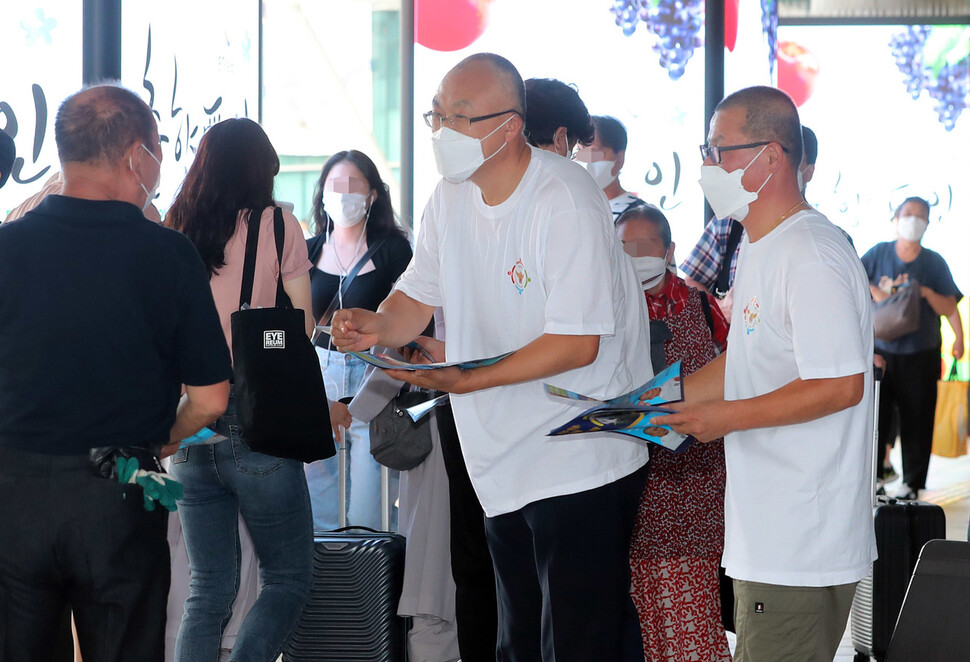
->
xmin=777 ymin=41 xmax=820 ymax=107
xmin=724 ymin=0 xmax=739 ymax=52
xmin=415 ymin=0 xmax=491 ymax=52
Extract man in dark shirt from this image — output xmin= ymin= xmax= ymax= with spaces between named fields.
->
xmin=0 ymin=129 xmax=14 ymax=189
xmin=0 ymin=84 xmax=232 ymax=661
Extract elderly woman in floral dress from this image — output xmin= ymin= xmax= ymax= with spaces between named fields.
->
xmin=616 ymin=204 xmax=731 ymax=662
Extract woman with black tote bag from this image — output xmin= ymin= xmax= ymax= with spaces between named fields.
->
xmin=165 ymin=118 xmax=315 ymax=662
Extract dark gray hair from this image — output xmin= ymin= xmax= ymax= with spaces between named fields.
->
xmin=54 ymin=83 xmax=157 ymax=165
xmin=616 ymin=204 xmax=672 ymax=249
xmin=592 ymin=116 xmax=628 ymax=154
xmin=524 ymin=78 xmax=593 ymax=148
xmin=893 ymin=196 xmax=930 ymax=219
xmin=717 ymin=86 xmax=802 ymax=172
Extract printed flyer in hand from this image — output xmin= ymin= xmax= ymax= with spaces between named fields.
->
xmin=179 ymin=426 xmax=228 ymax=448
xmin=347 ymin=350 xmax=513 ymax=371
xmin=545 ymin=362 xmax=691 ymax=452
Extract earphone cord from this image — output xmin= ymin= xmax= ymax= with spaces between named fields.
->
xmin=323 ymin=208 xmax=370 ymax=365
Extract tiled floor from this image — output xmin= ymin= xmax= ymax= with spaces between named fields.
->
xmin=726 ymin=446 xmax=970 ymax=661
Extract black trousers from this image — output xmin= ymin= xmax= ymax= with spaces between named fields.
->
xmin=436 ymin=403 xmax=499 ymax=662
xmin=877 ymin=346 xmax=941 ymax=491
xmin=0 ymin=445 xmax=170 ymax=662
xmin=484 ymin=464 xmax=649 ymax=662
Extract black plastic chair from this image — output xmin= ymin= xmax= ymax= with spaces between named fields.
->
xmin=885 ymin=539 xmax=970 ymax=662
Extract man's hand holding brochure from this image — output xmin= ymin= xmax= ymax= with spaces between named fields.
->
xmin=334 ymin=342 xmax=691 ymax=451
xmin=544 ymin=362 xmax=692 ymax=452
xmin=346 ymin=349 xmax=513 ymax=371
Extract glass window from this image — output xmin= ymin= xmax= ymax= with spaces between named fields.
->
xmin=121 ymin=0 xmax=260 ymax=217
xmin=0 ymin=3 xmax=83 ymax=217
xmin=262 ymin=0 xmax=402 ymax=233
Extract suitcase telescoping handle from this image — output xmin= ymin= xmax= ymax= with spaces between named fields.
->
xmin=380 ymin=466 xmax=392 ymax=531
xmin=870 ymin=366 xmax=883 ymax=505
xmin=335 ymin=425 xmax=394 ymax=531
xmin=337 ymin=425 xmax=348 ymax=529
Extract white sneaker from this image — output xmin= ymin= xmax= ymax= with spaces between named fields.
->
xmin=889 ymin=482 xmax=919 ymax=500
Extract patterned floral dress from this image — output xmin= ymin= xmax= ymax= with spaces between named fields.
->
xmin=630 ymin=274 xmax=732 ymax=662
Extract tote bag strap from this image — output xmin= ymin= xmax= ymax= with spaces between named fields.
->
xmin=272 ymin=207 xmax=292 ymax=308
xmin=238 ymin=207 xmax=291 ymax=310
xmin=238 ymin=208 xmax=263 ymax=309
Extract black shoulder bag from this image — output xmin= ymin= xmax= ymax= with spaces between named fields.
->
xmin=369 ymin=384 xmax=434 ymax=471
xmin=230 ymin=207 xmax=335 ymax=463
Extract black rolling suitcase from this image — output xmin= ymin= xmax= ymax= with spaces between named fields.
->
xmin=850 ymin=369 xmax=947 ymax=662
xmin=884 ymin=539 xmax=970 ymax=661
xmin=283 ymin=429 xmax=407 ymax=661
xmin=850 ymin=495 xmax=946 ymax=661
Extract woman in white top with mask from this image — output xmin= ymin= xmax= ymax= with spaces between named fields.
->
xmin=303 ymin=150 xmax=413 ymax=531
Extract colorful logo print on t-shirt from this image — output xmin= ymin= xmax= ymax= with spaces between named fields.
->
xmin=743 ymin=296 xmax=761 ymax=335
xmin=507 ymin=259 xmax=531 ymax=294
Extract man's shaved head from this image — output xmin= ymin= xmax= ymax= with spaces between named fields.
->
xmin=716 ymin=86 xmax=802 ymax=171
xmin=444 ymin=52 xmax=526 ymax=116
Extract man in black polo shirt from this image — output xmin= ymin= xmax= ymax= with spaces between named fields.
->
xmin=0 ymin=84 xmax=232 ymax=661
xmin=0 ymin=129 xmax=14 ymax=189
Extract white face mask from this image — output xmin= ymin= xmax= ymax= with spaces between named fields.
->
xmin=585 ymin=160 xmax=617 ymax=189
xmin=796 ymin=166 xmax=806 ymax=192
xmin=431 ymin=115 xmax=513 ymax=183
xmin=897 ymin=215 xmax=928 ymax=242
xmin=323 ymin=191 xmax=369 ymax=228
xmin=698 ymin=145 xmax=771 ymax=221
xmin=132 ymin=143 xmax=161 ymax=212
xmin=629 ymin=254 xmax=668 ymax=290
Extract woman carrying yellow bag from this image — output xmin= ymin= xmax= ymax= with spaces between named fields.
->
xmin=932 ymin=363 xmax=969 ymax=458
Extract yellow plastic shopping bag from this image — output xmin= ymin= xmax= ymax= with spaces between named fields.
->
xmin=931 ymin=363 xmax=968 ymax=458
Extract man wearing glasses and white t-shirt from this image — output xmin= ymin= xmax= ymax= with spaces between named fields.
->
xmin=332 ymin=53 xmax=653 ymax=662
xmin=657 ymin=86 xmax=876 ymax=662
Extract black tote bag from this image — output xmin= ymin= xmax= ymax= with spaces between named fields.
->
xmin=230 ymin=207 xmax=335 ymax=463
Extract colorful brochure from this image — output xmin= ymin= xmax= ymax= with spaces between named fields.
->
xmin=347 ymin=350 xmax=513 ymax=372
xmin=544 ymin=361 xmax=691 ymax=452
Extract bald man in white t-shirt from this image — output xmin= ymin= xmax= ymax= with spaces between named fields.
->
xmin=333 ymin=53 xmax=653 ymax=662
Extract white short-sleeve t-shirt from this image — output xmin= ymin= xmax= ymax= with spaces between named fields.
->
xmin=396 ymin=147 xmax=652 ymax=516
xmin=723 ymin=208 xmax=877 ymax=586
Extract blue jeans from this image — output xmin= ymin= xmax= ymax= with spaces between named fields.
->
xmin=304 ymin=348 xmax=397 ymax=531
xmin=169 ymin=394 xmax=313 ymax=662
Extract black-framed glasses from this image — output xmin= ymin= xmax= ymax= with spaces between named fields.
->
xmin=422 ymin=109 xmax=522 ymax=132
xmin=699 ymin=141 xmax=790 ymax=165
